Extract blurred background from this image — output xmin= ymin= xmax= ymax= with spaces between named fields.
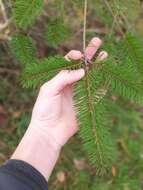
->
xmin=1 ymin=0 xmax=143 ymax=189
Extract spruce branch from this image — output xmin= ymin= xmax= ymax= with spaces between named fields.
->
xmin=122 ymin=33 xmax=143 ymax=76
xmin=102 ymin=0 xmax=140 ymax=32
xmin=13 ymin=0 xmax=44 ymax=29
xmin=45 ymin=18 xmax=71 ymax=48
xmin=75 ymin=74 xmax=116 ymax=175
xmin=10 ymin=34 xmax=37 ymax=65
xmin=21 ymin=55 xmax=81 ymax=88
xmin=99 ymin=58 xmax=143 ymax=103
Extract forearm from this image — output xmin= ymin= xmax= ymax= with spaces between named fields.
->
xmin=11 ymin=124 xmax=61 ymax=181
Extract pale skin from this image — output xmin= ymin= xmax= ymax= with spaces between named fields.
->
xmin=12 ymin=37 xmax=108 ymax=180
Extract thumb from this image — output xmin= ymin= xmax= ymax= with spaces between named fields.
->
xmin=50 ymin=69 xmax=85 ymax=94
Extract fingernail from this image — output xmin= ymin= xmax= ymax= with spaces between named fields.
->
xmin=98 ymin=51 xmax=108 ymax=60
xmin=91 ymin=37 xmax=102 ymax=46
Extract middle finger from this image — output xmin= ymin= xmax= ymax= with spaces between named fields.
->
xmin=84 ymin=37 xmax=102 ymax=61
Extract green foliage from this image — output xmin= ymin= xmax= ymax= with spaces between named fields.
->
xmin=10 ymin=34 xmax=37 ymax=65
xmin=100 ymin=58 xmax=143 ymax=103
xmin=121 ymin=33 xmax=143 ymax=75
xmin=111 ymin=0 xmax=140 ymax=22
xmin=45 ymin=19 xmax=71 ymax=48
xmin=75 ymin=171 xmax=90 ymax=190
xmin=91 ymin=0 xmax=140 ymax=28
xmin=10 ymin=0 xmax=143 ymax=178
xmin=75 ymin=79 xmax=116 ymax=174
xmin=13 ymin=0 xmax=44 ymax=29
xmin=21 ymin=56 xmax=80 ymax=88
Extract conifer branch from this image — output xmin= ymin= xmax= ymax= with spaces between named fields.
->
xmin=10 ymin=34 xmax=37 ymax=65
xmin=99 ymin=58 xmax=143 ymax=103
xmin=123 ymin=33 xmax=143 ymax=76
xmin=75 ymin=75 xmax=115 ymax=175
xmin=21 ymin=56 xmax=81 ymax=88
xmin=13 ymin=0 xmax=44 ymax=29
xmin=45 ymin=18 xmax=70 ymax=48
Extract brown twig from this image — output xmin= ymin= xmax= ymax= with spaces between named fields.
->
xmin=0 ymin=0 xmax=11 ymax=40
xmin=83 ymin=0 xmax=87 ymax=54
xmin=83 ymin=0 xmax=90 ymax=70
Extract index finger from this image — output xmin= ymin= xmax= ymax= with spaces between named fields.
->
xmin=65 ymin=50 xmax=83 ymax=61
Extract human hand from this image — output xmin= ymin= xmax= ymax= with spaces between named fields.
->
xmin=12 ymin=37 xmax=108 ymax=180
xmin=29 ymin=37 xmax=108 ymax=150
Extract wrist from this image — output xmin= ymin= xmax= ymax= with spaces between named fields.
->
xmin=28 ymin=121 xmax=63 ymax=151
xmin=29 ymin=118 xmax=69 ymax=148
xmin=12 ymin=123 xmax=61 ymax=180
